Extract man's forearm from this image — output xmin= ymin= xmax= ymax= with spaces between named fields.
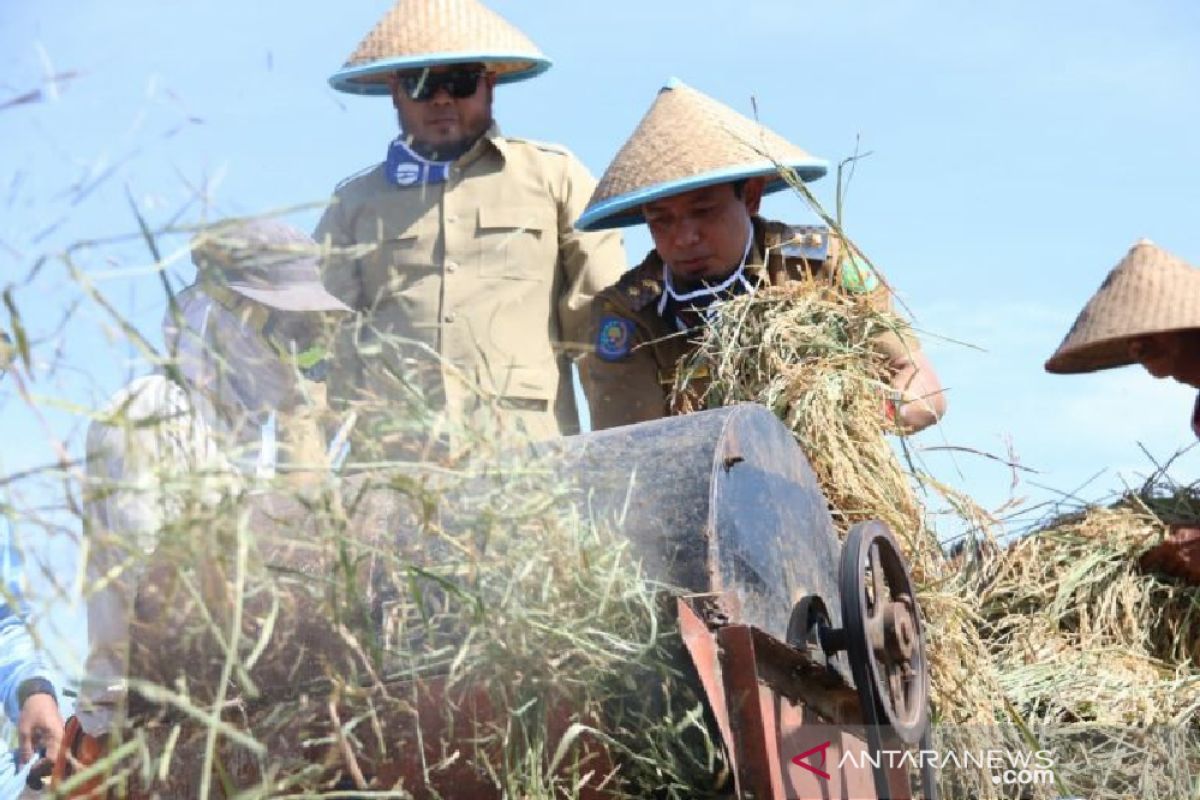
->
xmin=0 ymin=619 xmax=56 ymax=725
xmin=888 ymin=352 xmax=947 ymax=434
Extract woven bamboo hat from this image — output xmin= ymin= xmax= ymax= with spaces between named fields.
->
xmin=575 ymin=78 xmax=827 ymax=232
xmin=329 ymin=0 xmax=550 ymax=96
xmin=1045 ymin=239 xmax=1200 ymax=374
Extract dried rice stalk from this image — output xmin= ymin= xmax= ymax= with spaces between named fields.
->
xmin=673 ymin=283 xmax=922 ymax=549
xmin=969 ymin=487 xmax=1200 ymax=798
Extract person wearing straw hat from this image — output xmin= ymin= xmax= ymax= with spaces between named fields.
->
xmin=61 ymin=219 xmax=351 ymax=788
xmin=315 ymin=0 xmax=626 ymax=459
xmin=1045 ymin=238 xmax=1200 ymax=435
xmin=1046 ymin=239 xmax=1200 ymax=583
xmin=576 ymin=79 xmax=947 ymax=434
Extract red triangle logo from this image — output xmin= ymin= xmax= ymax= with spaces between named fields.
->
xmin=791 ymin=740 xmax=832 ymax=781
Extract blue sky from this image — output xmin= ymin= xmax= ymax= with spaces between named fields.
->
xmin=2 ymin=0 xmax=1199 ymax=685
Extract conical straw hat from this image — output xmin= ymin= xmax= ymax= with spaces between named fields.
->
xmin=1045 ymin=239 xmax=1200 ymax=374
xmin=329 ymin=0 xmax=550 ymax=96
xmin=575 ymin=78 xmax=827 ymax=232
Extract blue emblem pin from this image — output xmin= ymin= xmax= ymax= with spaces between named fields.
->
xmin=596 ymin=315 xmax=636 ymax=362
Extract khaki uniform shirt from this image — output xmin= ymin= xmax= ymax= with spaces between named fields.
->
xmin=583 ymin=217 xmax=920 ymax=431
xmin=315 ymin=126 xmax=626 ymax=456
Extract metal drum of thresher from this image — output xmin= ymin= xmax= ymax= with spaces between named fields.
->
xmin=541 ymin=403 xmax=848 ymax=666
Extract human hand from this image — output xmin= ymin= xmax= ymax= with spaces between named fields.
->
xmin=18 ymin=692 xmax=64 ymax=766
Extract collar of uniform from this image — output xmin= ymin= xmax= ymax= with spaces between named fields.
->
xmin=454 ymin=122 xmax=508 ymax=172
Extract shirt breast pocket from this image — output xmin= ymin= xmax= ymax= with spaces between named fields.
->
xmin=475 ymin=206 xmax=556 ymax=280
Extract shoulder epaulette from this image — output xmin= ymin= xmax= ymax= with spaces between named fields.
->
xmin=772 ymin=222 xmax=833 ymax=263
xmin=611 ymin=255 xmax=665 ymax=312
xmin=771 ymin=221 xmax=884 ymax=295
xmin=333 ymin=162 xmax=386 ymax=192
xmin=503 ymin=136 xmax=572 ymax=157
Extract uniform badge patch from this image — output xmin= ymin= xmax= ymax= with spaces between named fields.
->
xmin=596 ymin=315 xmax=636 ymax=362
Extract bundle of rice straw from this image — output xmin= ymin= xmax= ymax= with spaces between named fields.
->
xmin=970 ymin=485 xmax=1200 ymax=798
xmin=672 ymin=282 xmax=1034 ymax=799
xmin=673 ymin=283 xmax=924 ymax=553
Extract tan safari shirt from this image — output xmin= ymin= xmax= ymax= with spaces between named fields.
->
xmin=315 ymin=125 xmax=626 ymax=455
xmin=583 ymin=217 xmax=921 ymax=432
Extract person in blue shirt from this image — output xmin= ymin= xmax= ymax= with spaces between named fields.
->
xmin=0 ymin=533 xmax=65 ymax=795
xmin=2 ymin=331 xmax=66 ymax=794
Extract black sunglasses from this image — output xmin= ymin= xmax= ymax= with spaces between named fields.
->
xmin=397 ymin=68 xmax=484 ymax=102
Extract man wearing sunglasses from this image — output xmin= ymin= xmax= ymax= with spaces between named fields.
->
xmin=388 ymin=65 xmax=494 ymax=164
xmin=315 ymin=0 xmax=626 ymax=460
xmin=59 ymin=219 xmax=350 ymax=791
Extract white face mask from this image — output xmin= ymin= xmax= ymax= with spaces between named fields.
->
xmin=163 ymin=287 xmax=299 ymax=432
xmin=658 ymin=227 xmax=757 ymax=330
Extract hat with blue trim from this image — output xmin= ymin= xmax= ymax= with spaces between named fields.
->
xmin=1045 ymin=239 xmax=1200 ymax=374
xmin=575 ymin=79 xmax=828 ymax=232
xmin=329 ymin=0 xmax=550 ymax=96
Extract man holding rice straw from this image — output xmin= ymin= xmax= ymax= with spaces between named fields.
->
xmin=315 ymin=0 xmax=626 ymax=460
xmin=576 ymin=78 xmax=947 ymax=434
xmin=1046 ymin=239 xmax=1200 ymax=582
xmin=62 ymin=220 xmax=350 ymax=787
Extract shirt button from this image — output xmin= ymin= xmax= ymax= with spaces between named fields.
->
xmin=446 ymin=215 xmax=457 ymax=224
xmin=445 ymin=261 xmax=458 ymax=273
xmin=444 ymin=312 xmax=456 ymax=323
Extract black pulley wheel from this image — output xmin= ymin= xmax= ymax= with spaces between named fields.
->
xmin=838 ymin=520 xmax=930 ymax=746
